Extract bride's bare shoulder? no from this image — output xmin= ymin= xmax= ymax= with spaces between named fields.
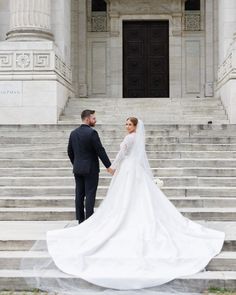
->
xmin=123 ymin=132 xmax=136 ymax=144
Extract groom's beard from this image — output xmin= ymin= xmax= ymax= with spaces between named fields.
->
xmin=89 ymin=122 xmax=96 ymax=127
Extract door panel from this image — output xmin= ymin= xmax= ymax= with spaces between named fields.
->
xmin=123 ymin=21 xmax=169 ymax=98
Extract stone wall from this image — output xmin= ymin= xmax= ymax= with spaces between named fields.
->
xmin=74 ymin=0 xmax=217 ymax=98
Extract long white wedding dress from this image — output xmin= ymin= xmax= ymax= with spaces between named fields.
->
xmin=46 ymin=120 xmax=225 ymax=291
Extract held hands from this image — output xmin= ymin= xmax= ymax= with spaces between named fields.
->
xmin=107 ymin=167 xmax=115 ymax=175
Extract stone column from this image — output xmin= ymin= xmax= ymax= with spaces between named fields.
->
xmin=6 ymin=0 xmax=53 ymax=41
xmin=218 ymin=0 xmax=236 ymax=64
xmin=205 ymin=0 xmax=214 ymax=96
xmin=78 ymin=0 xmax=88 ymax=97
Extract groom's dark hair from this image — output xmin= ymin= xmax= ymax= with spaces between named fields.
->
xmin=81 ymin=109 xmax=95 ymax=120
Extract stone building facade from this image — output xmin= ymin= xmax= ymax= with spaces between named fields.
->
xmin=0 ymin=0 xmax=235 ymax=123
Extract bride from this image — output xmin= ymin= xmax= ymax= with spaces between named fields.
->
xmin=47 ymin=117 xmax=225 ymax=290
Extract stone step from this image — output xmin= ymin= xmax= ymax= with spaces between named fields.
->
xmin=0 ymin=207 xmax=235 ymax=221
xmin=1 ymin=186 xmax=236 ymax=197
xmin=1 ymin=136 xmax=236 ymax=144
xmin=57 ymin=109 xmax=230 ymax=115
xmin=60 ymin=111 xmax=228 ymax=117
xmin=0 ymin=269 xmax=235 ymax=292
xmin=1 ymin=167 xmax=236 ymax=177
xmin=0 ymin=124 xmax=234 ymax=133
xmin=3 ymin=129 xmax=236 ymax=137
xmin=2 ymin=123 xmax=236 ymax=131
xmin=0 ymin=196 xmax=235 ymax=209
xmin=0 ymin=158 xmax=236 ymax=168
xmin=69 ymin=97 xmax=222 ymax=102
xmin=64 ymin=109 xmax=227 ymax=117
xmin=1 ymin=176 xmax=236 ymax=187
xmin=2 ymin=130 xmax=236 ymax=140
xmin=68 ymin=109 xmax=230 ymax=114
xmin=0 ymin=121 xmax=236 ymax=137
xmin=0 ymin=220 xmax=234 ymax=251
xmin=59 ymin=116 xmax=229 ymax=124
xmin=65 ymin=106 xmax=225 ymax=112
xmin=0 ymin=251 xmax=234 ymax=272
xmin=65 ymin=103 xmax=225 ymax=109
xmin=67 ymin=100 xmax=223 ymax=107
xmin=3 ymin=237 xmax=235 ymax=252
xmin=61 ymin=107 xmax=228 ymax=114
xmin=60 ymin=121 xmax=230 ymax=126
xmin=2 ymin=143 xmax=236 ymax=152
xmin=3 ymin=150 xmax=236 ymax=159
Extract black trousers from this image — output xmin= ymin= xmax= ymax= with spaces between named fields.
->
xmin=74 ymin=173 xmax=99 ymax=223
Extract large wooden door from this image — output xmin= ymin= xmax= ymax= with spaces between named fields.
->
xmin=123 ymin=21 xmax=169 ymax=98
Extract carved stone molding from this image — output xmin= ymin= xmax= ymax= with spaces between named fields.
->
xmin=34 ymin=53 xmax=51 ymax=68
xmin=0 ymin=50 xmax=72 ymax=83
xmin=184 ymin=11 xmax=201 ymax=31
xmin=91 ymin=12 xmax=107 ymax=32
xmin=16 ymin=53 xmax=31 ymax=69
xmin=0 ymin=54 xmax=13 ymax=68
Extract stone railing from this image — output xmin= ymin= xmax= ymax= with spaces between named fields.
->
xmin=55 ymin=55 xmax=72 ymax=83
xmin=184 ymin=11 xmax=201 ymax=31
xmin=0 ymin=50 xmax=72 ymax=83
xmin=217 ymin=40 xmax=236 ymax=85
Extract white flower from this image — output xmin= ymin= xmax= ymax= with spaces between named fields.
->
xmin=154 ymin=177 xmax=164 ymax=188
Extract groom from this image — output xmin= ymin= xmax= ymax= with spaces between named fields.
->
xmin=67 ymin=110 xmax=114 ymax=223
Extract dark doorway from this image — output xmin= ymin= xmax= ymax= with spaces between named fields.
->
xmin=123 ymin=21 xmax=169 ymax=98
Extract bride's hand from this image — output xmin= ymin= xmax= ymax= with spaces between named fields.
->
xmin=107 ymin=167 xmax=115 ymax=175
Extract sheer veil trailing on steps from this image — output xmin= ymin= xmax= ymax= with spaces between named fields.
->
xmin=21 ymin=119 xmax=225 ymax=294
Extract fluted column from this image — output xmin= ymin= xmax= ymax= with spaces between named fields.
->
xmin=218 ymin=0 xmax=236 ymax=64
xmin=7 ymin=0 xmax=53 ymax=41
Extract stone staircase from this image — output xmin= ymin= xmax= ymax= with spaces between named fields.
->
xmin=0 ymin=97 xmax=236 ymax=292
xmin=60 ymin=97 xmax=229 ymax=124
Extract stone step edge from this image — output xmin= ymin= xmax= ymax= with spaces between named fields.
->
xmin=0 ymin=167 xmax=235 ymax=170
xmin=1 ymin=176 xmax=236 ymax=180
xmin=0 ymin=250 xmax=235 ymax=259
xmin=3 ymin=136 xmax=236 ymax=140
xmin=3 ymin=143 xmax=236 ymax=146
xmin=0 ymin=196 xmax=235 ymax=200
xmin=1 ymin=186 xmax=236 ymax=189
xmin=0 ymin=269 xmax=235 ymax=280
xmin=1 ymin=158 xmax=236 ymax=161
xmin=1 ymin=236 xmax=234 ymax=243
xmin=0 ymin=207 xmax=235 ymax=213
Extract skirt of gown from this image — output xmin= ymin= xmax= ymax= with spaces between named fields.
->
xmin=47 ymin=157 xmax=225 ymax=290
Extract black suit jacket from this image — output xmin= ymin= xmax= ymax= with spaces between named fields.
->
xmin=67 ymin=124 xmax=111 ymax=175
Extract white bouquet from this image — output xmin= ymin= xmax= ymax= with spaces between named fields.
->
xmin=154 ymin=177 xmax=164 ymax=188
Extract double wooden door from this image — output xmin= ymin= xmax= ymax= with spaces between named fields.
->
xmin=123 ymin=21 xmax=169 ymax=98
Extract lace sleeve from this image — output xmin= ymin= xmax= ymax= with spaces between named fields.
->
xmin=111 ymin=134 xmax=135 ymax=169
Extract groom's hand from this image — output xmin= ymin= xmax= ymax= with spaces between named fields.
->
xmin=107 ymin=167 xmax=115 ymax=175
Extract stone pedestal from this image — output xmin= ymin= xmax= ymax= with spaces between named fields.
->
xmin=0 ymin=42 xmax=73 ymax=124
xmin=0 ymin=0 xmax=73 ymax=124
